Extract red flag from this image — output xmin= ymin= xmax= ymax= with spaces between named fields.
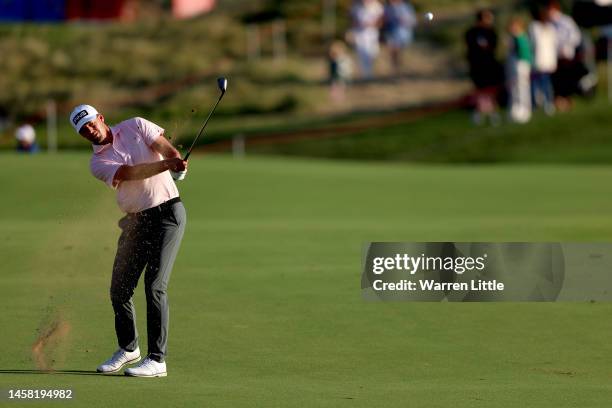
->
xmin=172 ymin=0 xmax=215 ymax=19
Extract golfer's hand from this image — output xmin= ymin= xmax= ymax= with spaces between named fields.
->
xmin=165 ymin=158 xmax=188 ymax=172
xmin=171 ymin=169 xmax=187 ymax=181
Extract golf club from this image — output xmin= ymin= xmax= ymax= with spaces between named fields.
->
xmin=184 ymin=77 xmax=228 ymax=160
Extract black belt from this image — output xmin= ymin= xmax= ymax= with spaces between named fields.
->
xmin=130 ymin=197 xmax=181 ymax=218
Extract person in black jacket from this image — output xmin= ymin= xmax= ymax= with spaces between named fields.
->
xmin=465 ymin=9 xmax=505 ymax=125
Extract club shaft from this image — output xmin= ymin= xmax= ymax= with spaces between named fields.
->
xmin=184 ymin=92 xmax=225 ymax=160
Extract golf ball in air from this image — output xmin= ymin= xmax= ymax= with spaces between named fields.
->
xmin=424 ymin=12 xmax=434 ymax=21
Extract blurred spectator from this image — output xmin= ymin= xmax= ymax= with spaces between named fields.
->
xmin=529 ymin=5 xmax=557 ymax=115
xmin=548 ymin=0 xmax=582 ymax=111
xmin=15 ymin=124 xmax=39 ymax=153
xmin=328 ymin=40 xmax=353 ymax=102
xmin=0 ymin=106 xmax=9 ymax=133
xmin=383 ymin=0 xmax=417 ymax=75
xmin=596 ymin=24 xmax=612 ymax=61
xmin=465 ymin=9 xmax=504 ymax=125
xmin=349 ymin=0 xmax=384 ymax=79
xmin=507 ymin=17 xmax=533 ymax=123
xmin=573 ymin=32 xmax=598 ymax=98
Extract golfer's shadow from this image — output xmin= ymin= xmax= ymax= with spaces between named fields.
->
xmin=0 ymin=369 xmax=122 ymax=377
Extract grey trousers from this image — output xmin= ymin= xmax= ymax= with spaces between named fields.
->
xmin=110 ymin=199 xmax=186 ymax=363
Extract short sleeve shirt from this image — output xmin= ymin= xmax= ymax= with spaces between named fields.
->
xmin=90 ymin=117 xmax=179 ymax=213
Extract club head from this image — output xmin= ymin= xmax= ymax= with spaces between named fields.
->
xmin=217 ymin=77 xmax=228 ymax=94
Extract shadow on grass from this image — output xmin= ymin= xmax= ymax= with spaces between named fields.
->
xmin=0 ymin=369 xmax=122 ymax=377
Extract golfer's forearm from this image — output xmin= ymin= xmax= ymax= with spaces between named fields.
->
xmin=115 ymin=161 xmax=170 ymax=182
xmin=164 ymin=147 xmax=181 ymax=159
xmin=157 ymin=143 xmax=181 ymax=159
xmin=152 ymin=134 xmax=182 ymax=159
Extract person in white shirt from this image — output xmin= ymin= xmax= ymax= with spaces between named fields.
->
xmin=529 ymin=5 xmax=557 ymax=115
xmin=548 ymin=0 xmax=582 ymax=111
xmin=350 ymin=0 xmax=384 ymax=79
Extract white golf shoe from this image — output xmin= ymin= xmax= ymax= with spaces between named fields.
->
xmin=96 ymin=347 xmax=141 ymax=374
xmin=124 ymin=356 xmax=167 ymax=377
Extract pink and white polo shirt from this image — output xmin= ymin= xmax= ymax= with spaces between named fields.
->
xmin=90 ymin=117 xmax=179 ymax=214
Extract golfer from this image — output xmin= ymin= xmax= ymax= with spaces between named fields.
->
xmin=69 ymin=104 xmax=187 ymax=377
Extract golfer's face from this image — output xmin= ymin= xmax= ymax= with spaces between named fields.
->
xmin=80 ymin=115 xmax=107 ymax=144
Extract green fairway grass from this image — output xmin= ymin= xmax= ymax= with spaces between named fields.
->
xmin=1 ymin=153 xmax=611 ymax=407
xmin=247 ymin=94 xmax=612 ymax=165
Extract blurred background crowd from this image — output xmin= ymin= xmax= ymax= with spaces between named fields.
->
xmin=2 ymin=0 xmax=612 ymax=163
xmin=464 ymin=1 xmax=596 ymax=126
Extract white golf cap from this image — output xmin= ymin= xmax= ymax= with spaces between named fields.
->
xmin=69 ymin=104 xmax=99 ymax=133
xmin=15 ymin=124 xmax=36 ymax=144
